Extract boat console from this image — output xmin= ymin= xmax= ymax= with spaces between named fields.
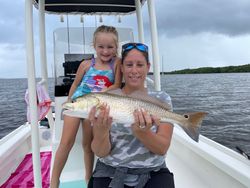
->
xmin=55 ymin=53 xmax=93 ymax=97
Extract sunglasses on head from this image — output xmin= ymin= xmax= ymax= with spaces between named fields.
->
xmin=122 ymin=43 xmax=148 ymax=54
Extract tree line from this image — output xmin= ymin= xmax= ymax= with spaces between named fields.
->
xmin=165 ymin=64 xmax=250 ymax=74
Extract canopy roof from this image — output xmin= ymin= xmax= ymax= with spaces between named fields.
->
xmin=33 ymin=0 xmax=146 ymax=15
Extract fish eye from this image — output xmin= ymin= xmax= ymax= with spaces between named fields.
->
xmin=184 ymin=114 xmax=189 ymax=119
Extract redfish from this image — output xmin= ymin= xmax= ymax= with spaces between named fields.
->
xmin=63 ymin=90 xmax=207 ymax=142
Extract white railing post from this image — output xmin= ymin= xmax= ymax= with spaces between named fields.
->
xmin=135 ymin=0 xmax=145 ymax=43
xmin=39 ymin=0 xmax=48 ymax=86
xmin=39 ymin=0 xmax=55 ymax=133
xmin=147 ymin=0 xmax=161 ymax=91
xmin=25 ymin=0 xmax=42 ymax=187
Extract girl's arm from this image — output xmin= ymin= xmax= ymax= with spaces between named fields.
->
xmin=67 ymin=60 xmax=90 ymax=101
xmin=89 ymin=106 xmax=112 ymax=157
xmin=105 ymin=57 xmax=122 ymax=91
xmin=132 ymin=109 xmax=173 ymax=155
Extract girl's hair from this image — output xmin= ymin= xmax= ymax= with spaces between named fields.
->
xmin=93 ymin=25 xmax=119 ymax=52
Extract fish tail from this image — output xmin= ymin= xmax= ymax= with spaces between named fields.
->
xmin=182 ymin=112 xmax=208 ymax=142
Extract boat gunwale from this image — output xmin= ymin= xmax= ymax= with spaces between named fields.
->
xmin=171 ymin=127 xmax=250 ymax=187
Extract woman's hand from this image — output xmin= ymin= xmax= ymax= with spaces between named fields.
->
xmin=89 ymin=104 xmax=112 ymax=134
xmin=132 ymin=108 xmax=154 ymax=133
xmin=132 ymin=108 xmax=173 ymax=155
xmin=88 ymin=104 xmax=112 ymax=157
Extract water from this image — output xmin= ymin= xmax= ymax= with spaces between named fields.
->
xmin=159 ymin=73 xmax=250 ymax=155
xmin=0 ymin=74 xmax=250 ymax=155
xmin=0 ymin=78 xmax=54 ymax=138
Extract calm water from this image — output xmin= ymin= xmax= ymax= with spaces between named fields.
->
xmin=0 ymin=73 xmax=250 ymax=155
xmin=0 ymin=78 xmax=54 ymax=138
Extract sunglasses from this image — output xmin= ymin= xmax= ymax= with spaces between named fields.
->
xmin=122 ymin=43 xmax=148 ymax=54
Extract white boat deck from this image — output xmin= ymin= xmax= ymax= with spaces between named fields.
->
xmin=60 ymin=180 xmax=86 ymax=188
xmin=167 ymin=127 xmax=250 ymax=188
xmin=0 ymin=115 xmax=250 ymax=187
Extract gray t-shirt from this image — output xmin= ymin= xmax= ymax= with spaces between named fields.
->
xmin=98 ymin=90 xmax=172 ymax=186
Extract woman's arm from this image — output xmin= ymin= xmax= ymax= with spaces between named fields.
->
xmin=132 ymin=109 xmax=173 ymax=155
xmin=105 ymin=58 xmax=122 ymax=91
xmin=67 ymin=60 xmax=90 ymax=101
xmin=89 ymin=106 xmax=112 ymax=157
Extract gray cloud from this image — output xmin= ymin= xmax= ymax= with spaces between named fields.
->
xmin=150 ymin=0 xmax=250 ymax=36
xmin=0 ymin=1 xmax=24 ymax=44
xmin=0 ymin=0 xmax=249 ymax=78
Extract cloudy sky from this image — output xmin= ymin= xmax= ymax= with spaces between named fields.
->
xmin=0 ymin=0 xmax=250 ymax=78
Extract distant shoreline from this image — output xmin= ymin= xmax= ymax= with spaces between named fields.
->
xmin=1 ymin=64 xmax=250 ymax=78
xmin=148 ymin=64 xmax=250 ymax=75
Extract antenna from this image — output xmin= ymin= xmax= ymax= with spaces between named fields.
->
xmin=66 ymin=14 xmax=70 ymax=54
xmin=95 ymin=16 xmax=97 ymax=28
xmin=162 ymin=55 xmax=164 ymax=75
xmin=80 ymin=15 xmax=84 ymax=23
xmin=118 ymin=15 xmax=121 ymax=23
xmin=60 ymin=15 xmax=64 ymax=22
xmin=81 ymin=15 xmax=86 ymax=53
xmin=99 ymin=15 xmax=103 ymax=23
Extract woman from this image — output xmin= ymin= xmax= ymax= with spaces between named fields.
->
xmin=88 ymin=43 xmax=175 ymax=188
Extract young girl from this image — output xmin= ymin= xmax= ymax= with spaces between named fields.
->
xmin=50 ymin=25 xmax=122 ymax=188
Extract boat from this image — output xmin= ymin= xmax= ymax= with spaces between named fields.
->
xmin=0 ymin=0 xmax=250 ymax=187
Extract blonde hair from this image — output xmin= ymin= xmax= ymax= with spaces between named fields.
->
xmin=93 ymin=25 xmax=119 ymax=55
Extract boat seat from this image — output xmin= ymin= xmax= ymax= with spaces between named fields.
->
xmin=1 ymin=152 xmax=51 ymax=187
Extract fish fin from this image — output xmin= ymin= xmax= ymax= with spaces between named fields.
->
xmin=106 ymin=89 xmax=172 ymax=111
xmin=105 ymin=88 xmax=126 ymax=96
xmin=182 ymin=112 xmax=208 ymax=142
xmin=63 ymin=109 xmax=88 ymax=119
xmin=128 ymin=90 xmax=172 ymax=111
xmin=107 ymin=89 xmax=172 ymax=111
